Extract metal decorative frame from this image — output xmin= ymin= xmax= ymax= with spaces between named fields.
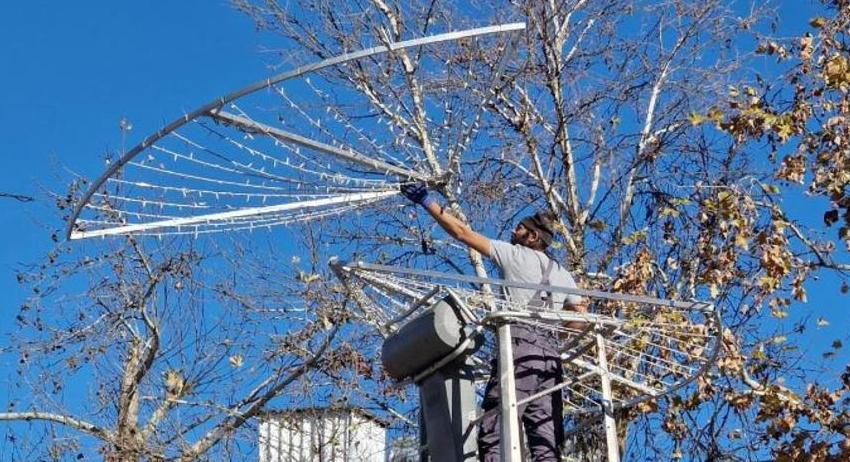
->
xmin=331 ymin=260 xmax=722 ymax=462
xmin=66 ymin=22 xmax=525 ymax=240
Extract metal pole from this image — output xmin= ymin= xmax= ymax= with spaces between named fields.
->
xmin=595 ymin=330 xmax=621 ymax=462
xmin=210 ymin=110 xmax=424 ymax=180
xmin=497 ymin=323 xmax=522 ymax=461
xmin=352 ymin=262 xmax=714 ymax=312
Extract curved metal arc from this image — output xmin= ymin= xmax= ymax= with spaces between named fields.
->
xmin=599 ymin=307 xmax=722 ymax=412
xmin=66 ymin=22 xmax=527 ymax=239
xmin=70 ymin=190 xmax=397 ymax=239
xmin=615 ymin=307 xmax=722 ymax=409
xmin=518 ymin=310 xmax=722 ymax=417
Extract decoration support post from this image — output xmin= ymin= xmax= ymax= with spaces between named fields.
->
xmin=497 ymin=322 xmax=521 ymax=461
xmin=596 ymin=328 xmax=621 ymax=462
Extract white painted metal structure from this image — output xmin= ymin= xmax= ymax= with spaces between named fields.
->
xmin=66 ymin=23 xmax=525 ymax=240
xmin=332 ymin=261 xmax=722 ymax=462
xmin=259 ymin=408 xmax=387 ymax=462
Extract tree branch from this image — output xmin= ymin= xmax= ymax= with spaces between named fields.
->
xmin=371 ymin=0 xmax=442 ymax=175
xmin=0 ymin=192 xmax=34 ymax=202
xmin=178 ymin=324 xmax=341 ymax=461
xmin=0 ymin=411 xmax=112 ymax=441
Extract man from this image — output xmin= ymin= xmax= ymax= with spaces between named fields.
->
xmin=400 ymin=182 xmax=586 ymax=462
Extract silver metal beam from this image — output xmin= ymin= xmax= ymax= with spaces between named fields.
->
xmin=385 ymin=286 xmax=440 ymax=329
xmin=348 ymin=262 xmax=714 ymax=312
xmin=497 ymin=323 xmax=522 ymax=461
xmin=483 ymin=310 xmax=624 ymax=328
xmin=596 ymin=329 xmax=621 ymax=462
xmin=210 ymin=110 xmax=426 ymax=181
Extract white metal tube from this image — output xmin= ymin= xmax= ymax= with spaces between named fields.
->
xmin=70 ymin=190 xmax=396 ymax=239
xmin=497 ymin=323 xmax=522 ymax=461
xmin=568 ymin=357 xmax=659 ymax=397
xmin=596 ymin=330 xmax=621 ymax=462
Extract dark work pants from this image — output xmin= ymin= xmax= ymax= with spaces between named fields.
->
xmin=478 ymin=326 xmax=564 ymax=462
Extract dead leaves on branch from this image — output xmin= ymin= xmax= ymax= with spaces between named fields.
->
xmin=163 ymin=370 xmax=191 ymax=401
xmin=766 ymin=368 xmax=850 ymax=461
xmin=611 ymin=247 xmax=654 ymax=295
xmin=823 ymin=54 xmax=850 ymax=89
xmin=755 ymin=218 xmax=794 ymax=294
xmin=717 ymin=328 xmax=749 ymax=385
xmin=776 ymin=154 xmax=807 ymax=184
xmin=694 ymin=190 xmax=756 ymax=298
xmin=322 ymin=342 xmax=373 ymax=378
xmin=708 ymin=8 xmax=850 ymax=250
xmin=719 ymin=330 xmax=850 ymax=460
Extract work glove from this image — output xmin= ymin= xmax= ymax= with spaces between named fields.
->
xmin=400 ymin=182 xmax=436 ymax=208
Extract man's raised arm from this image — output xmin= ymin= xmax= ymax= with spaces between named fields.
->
xmin=401 ymin=183 xmax=491 ymax=256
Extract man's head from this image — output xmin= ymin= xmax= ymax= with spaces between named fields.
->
xmin=510 ymin=211 xmax=557 ymax=251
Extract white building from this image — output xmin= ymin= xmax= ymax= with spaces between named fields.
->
xmin=259 ymin=407 xmax=388 ymax=462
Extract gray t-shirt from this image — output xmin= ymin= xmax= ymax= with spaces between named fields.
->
xmin=488 ymin=239 xmax=582 ymax=310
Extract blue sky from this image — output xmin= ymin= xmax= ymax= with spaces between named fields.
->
xmin=1 ymin=0 xmax=848 ymax=459
xmin=0 ymin=2 xmax=278 ymax=457
xmin=0 ymin=0 xmax=271 ymax=443
xmin=1 ymin=1 xmax=269 ymax=305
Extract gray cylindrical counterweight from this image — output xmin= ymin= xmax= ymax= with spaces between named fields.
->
xmin=381 ymin=297 xmax=465 ymax=380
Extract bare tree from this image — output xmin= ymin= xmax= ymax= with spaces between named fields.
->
xmin=2 ymin=182 xmax=355 ymax=460
xmin=232 ymin=0 xmax=849 ymax=460
xmin=0 ymin=192 xmax=34 ymax=202
xmin=4 ymin=0 xmax=849 ymax=460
